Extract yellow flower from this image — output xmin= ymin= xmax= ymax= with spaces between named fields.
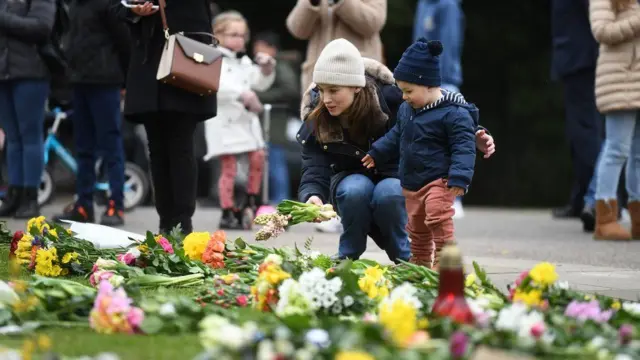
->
xmin=13 ymin=296 xmax=39 ymax=313
xmin=418 ymin=318 xmax=429 ymax=329
xmin=183 ymin=232 xmax=210 ymax=261
xmin=37 ymin=335 xmax=51 ymax=350
xmin=358 ymin=266 xmax=390 ymax=300
xmin=262 ymin=264 xmax=291 ymax=285
xmin=137 ymin=244 xmax=149 ymax=254
xmin=379 ymin=298 xmax=418 ymax=347
xmin=48 ymin=228 xmax=58 ymax=238
xmin=35 ymin=248 xmax=63 ymax=277
xmin=529 ymin=262 xmax=558 ymax=287
xmin=465 ymin=273 xmax=477 ymax=287
xmin=612 ymin=300 xmax=621 ymax=310
xmin=27 ymin=216 xmax=47 ymax=232
xmin=513 ymin=289 xmax=543 ymax=307
xmin=334 ymin=351 xmax=375 ymax=360
xmin=15 ymin=233 xmax=34 ymax=265
xmin=21 ymin=339 xmax=35 ymax=360
xmin=61 ymin=251 xmax=79 ymax=264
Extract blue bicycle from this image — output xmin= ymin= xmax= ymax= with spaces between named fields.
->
xmin=39 ymin=108 xmax=150 ymax=210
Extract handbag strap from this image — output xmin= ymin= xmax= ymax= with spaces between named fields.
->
xmin=157 ymin=0 xmax=170 ymax=39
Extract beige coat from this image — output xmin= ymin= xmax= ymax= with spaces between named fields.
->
xmin=590 ymin=0 xmax=640 ymax=112
xmin=286 ymin=0 xmax=386 ymax=93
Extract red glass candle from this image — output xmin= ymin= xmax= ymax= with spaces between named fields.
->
xmin=431 ymin=244 xmax=475 ymax=325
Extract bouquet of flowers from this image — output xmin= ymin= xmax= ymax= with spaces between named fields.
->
xmin=254 ymin=200 xmax=337 ymax=241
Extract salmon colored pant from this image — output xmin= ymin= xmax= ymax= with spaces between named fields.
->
xmin=402 ymin=178 xmax=456 ymax=268
xmin=218 ymin=150 xmax=265 ymax=209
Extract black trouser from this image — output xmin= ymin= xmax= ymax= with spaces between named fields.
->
xmin=562 ymin=69 xmax=604 ymax=211
xmin=142 ymin=112 xmax=198 ymax=233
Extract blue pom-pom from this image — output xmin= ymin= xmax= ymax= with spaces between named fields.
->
xmin=427 ymin=40 xmax=443 ymax=56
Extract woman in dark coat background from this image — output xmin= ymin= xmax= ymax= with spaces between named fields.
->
xmin=114 ymin=0 xmax=217 ymax=234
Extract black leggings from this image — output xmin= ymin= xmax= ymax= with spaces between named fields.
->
xmin=142 ymin=112 xmax=198 ymax=233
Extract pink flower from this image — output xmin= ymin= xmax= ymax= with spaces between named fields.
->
xmin=531 ymin=323 xmax=546 ymax=339
xmin=514 ymin=270 xmax=529 ymax=287
xmin=90 ymin=270 xmax=115 ymax=287
xmin=156 ymin=237 xmax=174 ymax=254
xmin=619 ymin=324 xmax=634 ymax=345
xmin=236 ymin=295 xmax=248 ymax=307
xmin=127 ymin=307 xmax=145 ymax=329
xmin=117 ymin=252 xmax=137 ymax=265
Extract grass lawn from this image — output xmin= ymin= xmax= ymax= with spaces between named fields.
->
xmin=0 ymin=245 xmax=204 ymax=360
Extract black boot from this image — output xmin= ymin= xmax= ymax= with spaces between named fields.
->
xmin=219 ymin=208 xmax=241 ymax=230
xmin=0 ymin=186 xmax=22 ymax=217
xmin=14 ymin=187 xmax=40 ymax=219
xmin=580 ymin=205 xmax=596 ymax=233
xmin=53 ymin=202 xmax=95 ymax=223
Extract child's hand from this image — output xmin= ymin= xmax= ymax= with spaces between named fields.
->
xmin=255 ymin=52 xmax=275 ymax=76
xmin=361 ymin=154 xmax=375 ymax=169
xmin=475 ymin=129 xmax=496 ymax=159
xmin=131 ymin=2 xmax=158 ymax=16
xmin=448 ymin=187 xmax=465 ymax=196
xmin=240 ymin=91 xmax=263 ymax=113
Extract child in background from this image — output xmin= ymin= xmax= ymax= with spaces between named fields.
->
xmin=204 ymin=11 xmax=276 ymax=229
xmin=362 ymin=38 xmax=479 ymax=269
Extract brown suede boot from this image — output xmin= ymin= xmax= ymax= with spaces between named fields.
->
xmin=628 ymin=201 xmax=640 ymax=240
xmin=594 ymin=200 xmax=631 ymax=240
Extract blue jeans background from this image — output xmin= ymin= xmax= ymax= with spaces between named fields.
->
xmin=0 ymin=80 xmax=49 ymax=187
xmin=596 ymin=111 xmax=640 ymax=202
xmin=268 ymin=143 xmax=290 ymax=204
xmin=72 ymin=85 xmax=125 ymax=209
xmin=335 ymin=174 xmax=411 ymax=261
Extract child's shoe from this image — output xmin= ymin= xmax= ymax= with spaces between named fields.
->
xmin=101 ymin=200 xmax=124 ymax=227
xmin=594 ymin=200 xmax=631 ymax=240
xmin=53 ymin=202 xmax=95 ymax=223
xmin=219 ymin=208 xmax=241 ymax=230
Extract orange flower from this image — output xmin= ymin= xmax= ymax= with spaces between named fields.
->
xmin=202 ymin=231 xmax=226 ymax=269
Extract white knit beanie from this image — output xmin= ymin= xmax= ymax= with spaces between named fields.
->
xmin=313 ymin=39 xmax=366 ymax=87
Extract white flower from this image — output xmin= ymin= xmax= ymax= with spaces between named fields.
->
xmin=555 ymin=281 xmax=570 ymax=290
xmin=517 ymin=311 xmax=545 ymax=345
xmin=382 ymin=283 xmax=422 ymax=310
xmin=276 ymin=279 xmax=313 ymax=317
xmin=108 ymin=274 xmax=125 ymax=288
xmin=158 ymin=303 xmax=176 ymax=316
xmin=332 ymin=302 xmax=343 ymax=314
xmin=588 ymin=336 xmax=607 ymax=350
xmin=467 ymin=296 xmax=497 ymax=327
xmin=343 ymin=295 xmax=354 ymax=307
xmin=128 ymin=247 xmax=141 ymax=258
xmin=0 ymin=281 xmax=19 ymax=305
xmin=305 ymin=329 xmax=330 ymax=348
xmin=275 ymin=339 xmax=295 ymax=356
xmin=614 ymin=354 xmax=634 ymax=360
xmin=622 ymin=302 xmax=640 ymax=315
xmin=495 ymin=303 xmax=529 ymax=331
xmin=265 ymin=254 xmax=283 ymax=265
xmin=199 ymin=315 xmax=254 ymax=351
xmin=298 ymin=268 xmax=342 ymax=310
xmin=94 ymin=258 xmax=118 ymax=270
xmin=294 ymin=347 xmax=316 ymax=360
xmin=257 ymin=340 xmax=276 ymax=360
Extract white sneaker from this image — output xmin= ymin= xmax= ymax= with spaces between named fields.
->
xmin=315 ymin=216 xmax=343 ymax=233
xmin=453 ymin=198 xmax=465 ymax=219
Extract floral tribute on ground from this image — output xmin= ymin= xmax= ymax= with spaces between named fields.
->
xmin=0 ymin=210 xmax=639 ymax=360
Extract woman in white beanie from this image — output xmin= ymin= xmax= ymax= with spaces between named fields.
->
xmin=296 ymin=39 xmax=494 ymax=262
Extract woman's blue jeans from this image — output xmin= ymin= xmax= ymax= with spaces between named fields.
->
xmin=596 ymin=111 xmax=640 ymax=202
xmin=0 ymin=80 xmax=49 ymax=187
xmin=335 ymin=174 xmax=411 ymax=262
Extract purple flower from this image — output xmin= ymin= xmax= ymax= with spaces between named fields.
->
xmin=450 ymin=331 xmax=468 ymax=359
xmin=619 ymin=324 xmax=634 ymax=345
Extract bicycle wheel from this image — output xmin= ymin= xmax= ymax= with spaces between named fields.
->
xmin=38 ymin=169 xmax=55 ymax=206
xmin=121 ymin=162 xmax=149 ymax=211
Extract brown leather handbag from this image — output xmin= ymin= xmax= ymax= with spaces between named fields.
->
xmin=155 ymin=0 xmax=222 ymax=96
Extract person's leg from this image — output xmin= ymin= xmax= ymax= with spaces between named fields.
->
xmin=13 ymin=80 xmax=49 ymax=218
xmin=424 ymin=179 xmax=456 ymax=269
xmin=53 ymin=86 xmax=97 ymax=223
xmin=166 ymin=114 xmax=198 ymax=234
xmin=402 ymin=186 xmax=433 ymax=268
xmin=626 ymin=114 xmax=640 ymax=239
xmin=218 ymin=154 xmax=240 ymax=229
xmin=371 ymin=177 xmax=411 ymax=262
xmin=556 ymin=70 xmax=603 ymax=218
xmin=246 ymin=149 xmax=265 ymax=210
xmin=594 ymin=111 xmax=634 ymax=240
xmin=581 ymin=142 xmax=605 ymax=232
xmin=267 ymin=144 xmax=290 ymax=203
xmin=0 ymin=82 xmax=23 ymax=216
xmin=335 ymin=174 xmax=375 ymax=260
xmin=144 ymin=114 xmax=174 ymax=233
xmin=88 ymin=85 xmax=125 ymax=226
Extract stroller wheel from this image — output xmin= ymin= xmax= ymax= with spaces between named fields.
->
xmin=241 ymin=207 xmax=254 ymax=230
xmin=38 ymin=169 xmax=55 ymax=206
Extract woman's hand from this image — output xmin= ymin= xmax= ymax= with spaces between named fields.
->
xmin=448 ymin=187 xmax=465 ymax=197
xmin=306 ymin=196 xmax=324 ymax=206
xmin=475 ymin=129 xmax=496 ymax=159
xmin=361 ymin=154 xmax=375 ymax=169
xmin=131 ymin=2 xmax=158 ymax=16
xmin=255 ymin=52 xmax=275 ymax=76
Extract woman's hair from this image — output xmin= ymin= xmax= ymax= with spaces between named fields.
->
xmin=307 ymin=78 xmax=384 ymax=145
xmin=611 ymin=0 xmax=635 ymax=11
xmin=212 ymin=10 xmax=250 ymax=42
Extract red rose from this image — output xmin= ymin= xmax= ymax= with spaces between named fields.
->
xmin=9 ymin=231 xmax=24 ymax=258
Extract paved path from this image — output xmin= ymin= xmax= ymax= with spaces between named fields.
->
xmin=5 ymin=200 xmax=640 ymax=300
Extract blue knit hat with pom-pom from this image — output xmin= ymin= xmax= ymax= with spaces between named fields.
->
xmin=393 ymin=38 xmax=443 ymax=87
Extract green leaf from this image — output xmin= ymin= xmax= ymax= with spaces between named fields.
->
xmin=234 ymin=237 xmax=247 ymax=249
xmin=139 ymin=315 xmax=164 ymax=334
xmin=279 ymin=314 xmax=312 ymax=332
xmin=145 ymin=231 xmax=158 ymax=248
xmin=152 ymin=258 xmax=160 ymax=267
xmin=169 ymin=254 xmax=181 ymax=263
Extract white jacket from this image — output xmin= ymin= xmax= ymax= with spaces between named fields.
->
xmin=203 ymin=47 xmax=275 ymax=160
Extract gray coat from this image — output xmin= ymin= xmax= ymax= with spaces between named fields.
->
xmin=0 ymin=0 xmax=55 ymax=81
